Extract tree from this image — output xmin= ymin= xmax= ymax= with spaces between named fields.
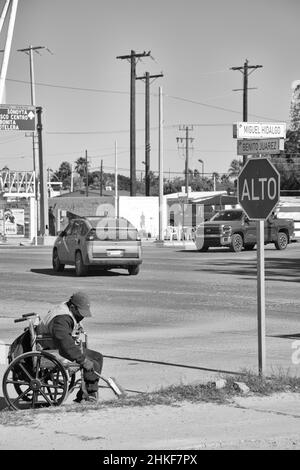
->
xmin=54 ymin=161 xmax=71 ymax=185
xmin=212 ymin=172 xmax=220 ymax=182
xmin=75 ymin=157 xmax=88 ymax=178
xmin=228 ymin=159 xmax=243 ymax=178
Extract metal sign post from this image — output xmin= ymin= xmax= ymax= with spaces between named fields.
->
xmin=237 ymin=156 xmax=280 ymax=376
xmin=257 ymin=219 xmax=266 ymax=375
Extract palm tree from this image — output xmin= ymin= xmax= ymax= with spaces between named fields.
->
xmin=75 ymin=157 xmax=87 ymax=178
xmin=228 ymin=159 xmax=243 ymax=178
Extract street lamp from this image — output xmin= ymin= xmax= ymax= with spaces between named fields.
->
xmin=198 ymin=159 xmax=204 ymax=177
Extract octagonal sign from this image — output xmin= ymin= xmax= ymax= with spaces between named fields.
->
xmin=237 ymin=157 xmax=280 ymax=220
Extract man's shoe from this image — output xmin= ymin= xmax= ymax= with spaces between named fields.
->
xmin=86 ymin=391 xmax=98 ymax=402
xmin=73 ymin=389 xmax=83 ymax=403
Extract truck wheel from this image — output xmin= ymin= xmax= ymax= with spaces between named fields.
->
xmin=75 ymin=251 xmax=88 ymax=276
xmin=275 ymin=231 xmax=288 ymax=250
xmin=230 ymin=234 xmax=243 ymax=252
xmin=52 ymin=249 xmax=65 ymax=272
xmin=244 ymin=243 xmax=255 ymax=251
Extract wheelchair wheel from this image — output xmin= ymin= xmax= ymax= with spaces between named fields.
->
xmin=2 ymin=351 xmax=69 ymax=410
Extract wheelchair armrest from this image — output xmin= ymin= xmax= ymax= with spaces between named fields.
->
xmin=14 ymin=317 xmax=28 ymax=323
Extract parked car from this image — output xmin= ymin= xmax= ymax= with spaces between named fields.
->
xmin=52 ymin=216 xmax=142 ymax=276
xmin=194 ymin=209 xmax=294 ymax=252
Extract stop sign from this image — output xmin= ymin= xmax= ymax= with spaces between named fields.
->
xmin=237 ymin=157 xmax=280 ymax=220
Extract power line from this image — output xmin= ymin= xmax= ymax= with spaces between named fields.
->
xmin=6 ymin=77 xmax=131 ymax=95
xmin=7 ymin=78 xmax=287 ymax=122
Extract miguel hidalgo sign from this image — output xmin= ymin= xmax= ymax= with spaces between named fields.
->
xmin=233 ymin=122 xmax=286 ymax=139
xmin=237 ymin=157 xmax=280 ymax=220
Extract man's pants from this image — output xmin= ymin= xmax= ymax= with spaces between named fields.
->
xmin=82 ymin=348 xmax=103 ymax=394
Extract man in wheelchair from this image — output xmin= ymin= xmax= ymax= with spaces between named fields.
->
xmin=36 ymin=290 xmax=103 ymax=403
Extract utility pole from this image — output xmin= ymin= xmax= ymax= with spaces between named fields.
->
xmin=85 ymin=149 xmax=88 ymax=197
xmin=116 ymin=50 xmax=151 ymax=196
xmin=158 ymin=86 xmax=164 ymax=242
xmin=177 ymin=125 xmax=194 ymax=200
xmin=136 ymin=71 xmax=163 ymax=196
xmin=230 ymin=59 xmax=263 ymax=165
xmin=114 ymin=140 xmax=118 ymax=218
xmin=18 ymin=46 xmax=52 ymax=172
xmin=36 ymin=107 xmax=48 ymax=237
xmin=18 ymin=45 xmax=52 ymax=238
xmin=17 ymin=46 xmax=46 ymax=177
xmin=100 ymin=159 xmax=103 ymax=197
xmin=70 ymin=163 xmax=74 ymax=193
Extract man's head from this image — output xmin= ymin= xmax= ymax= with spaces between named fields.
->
xmin=68 ymin=291 xmax=92 ymax=321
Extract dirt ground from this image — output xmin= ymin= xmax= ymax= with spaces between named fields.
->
xmin=0 ymin=392 xmax=300 ymax=450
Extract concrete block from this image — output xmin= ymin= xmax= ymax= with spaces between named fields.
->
xmin=233 ymin=381 xmax=250 ymax=394
xmin=213 ymin=379 xmax=227 ymax=389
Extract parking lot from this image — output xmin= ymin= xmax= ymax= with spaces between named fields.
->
xmin=0 ymin=241 xmax=299 ymax=397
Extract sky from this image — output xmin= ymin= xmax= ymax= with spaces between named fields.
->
xmin=0 ymin=0 xmax=299 ymax=180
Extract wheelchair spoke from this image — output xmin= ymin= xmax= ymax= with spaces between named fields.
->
xmin=11 ymin=387 xmax=32 ymax=405
xmin=39 ymin=388 xmax=56 ymax=406
xmin=35 ymin=355 xmax=41 ymax=379
xmin=32 ymin=390 xmax=38 ymax=408
xmin=18 ymin=363 xmax=34 ymax=381
xmin=41 ymin=382 xmax=64 ymax=390
xmin=6 ymin=380 xmax=29 ymax=386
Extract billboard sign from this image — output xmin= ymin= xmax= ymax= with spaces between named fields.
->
xmin=0 ymin=208 xmax=25 ymax=236
xmin=0 ymin=104 xmax=35 ymax=131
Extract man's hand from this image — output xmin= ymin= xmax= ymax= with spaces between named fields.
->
xmin=82 ymin=358 xmax=94 ymax=371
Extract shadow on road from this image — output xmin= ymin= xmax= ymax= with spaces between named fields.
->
xmin=30 ymin=268 xmax=126 ymax=277
xmin=194 ymin=257 xmax=300 ymax=282
xmin=268 ymin=333 xmax=300 ymax=339
xmin=0 ymin=396 xmax=8 ymax=411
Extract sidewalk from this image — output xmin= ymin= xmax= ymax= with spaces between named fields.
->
xmin=0 ymin=392 xmax=299 ymax=450
xmin=0 ymin=236 xmax=56 ymax=247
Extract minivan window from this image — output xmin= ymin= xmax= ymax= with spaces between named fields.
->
xmin=87 ymin=217 xmax=138 ymax=241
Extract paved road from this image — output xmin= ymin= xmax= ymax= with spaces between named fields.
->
xmin=0 ymin=242 xmax=299 ymax=396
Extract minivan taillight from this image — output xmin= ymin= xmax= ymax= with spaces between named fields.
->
xmin=86 ymin=228 xmax=97 ymax=241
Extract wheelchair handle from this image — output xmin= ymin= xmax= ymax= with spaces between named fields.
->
xmin=14 ymin=317 xmax=28 ymax=323
xmin=22 ymin=312 xmax=37 ymax=318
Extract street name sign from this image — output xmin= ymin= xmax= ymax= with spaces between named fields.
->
xmin=237 ymin=138 xmax=284 ymax=155
xmin=233 ymin=122 xmax=286 ymax=139
xmin=237 ymin=157 xmax=280 ymax=220
xmin=0 ymin=104 xmax=36 ymax=131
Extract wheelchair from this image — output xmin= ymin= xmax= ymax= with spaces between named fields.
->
xmin=2 ymin=313 xmax=125 ymax=410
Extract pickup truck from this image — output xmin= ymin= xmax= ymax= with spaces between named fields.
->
xmin=194 ymin=209 xmax=295 ymax=252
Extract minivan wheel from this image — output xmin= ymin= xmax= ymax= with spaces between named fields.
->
xmin=275 ymin=231 xmax=288 ymax=250
xmin=198 ymin=244 xmax=209 ymax=252
xmin=52 ymin=249 xmax=65 ymax=272
xmin=230 ymin=234 xmax=243 ymax=252
xmin=75 ymin=251 xmax=88 ymax=276
xmin=128 ymin=265 xmax=140 ymax=276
